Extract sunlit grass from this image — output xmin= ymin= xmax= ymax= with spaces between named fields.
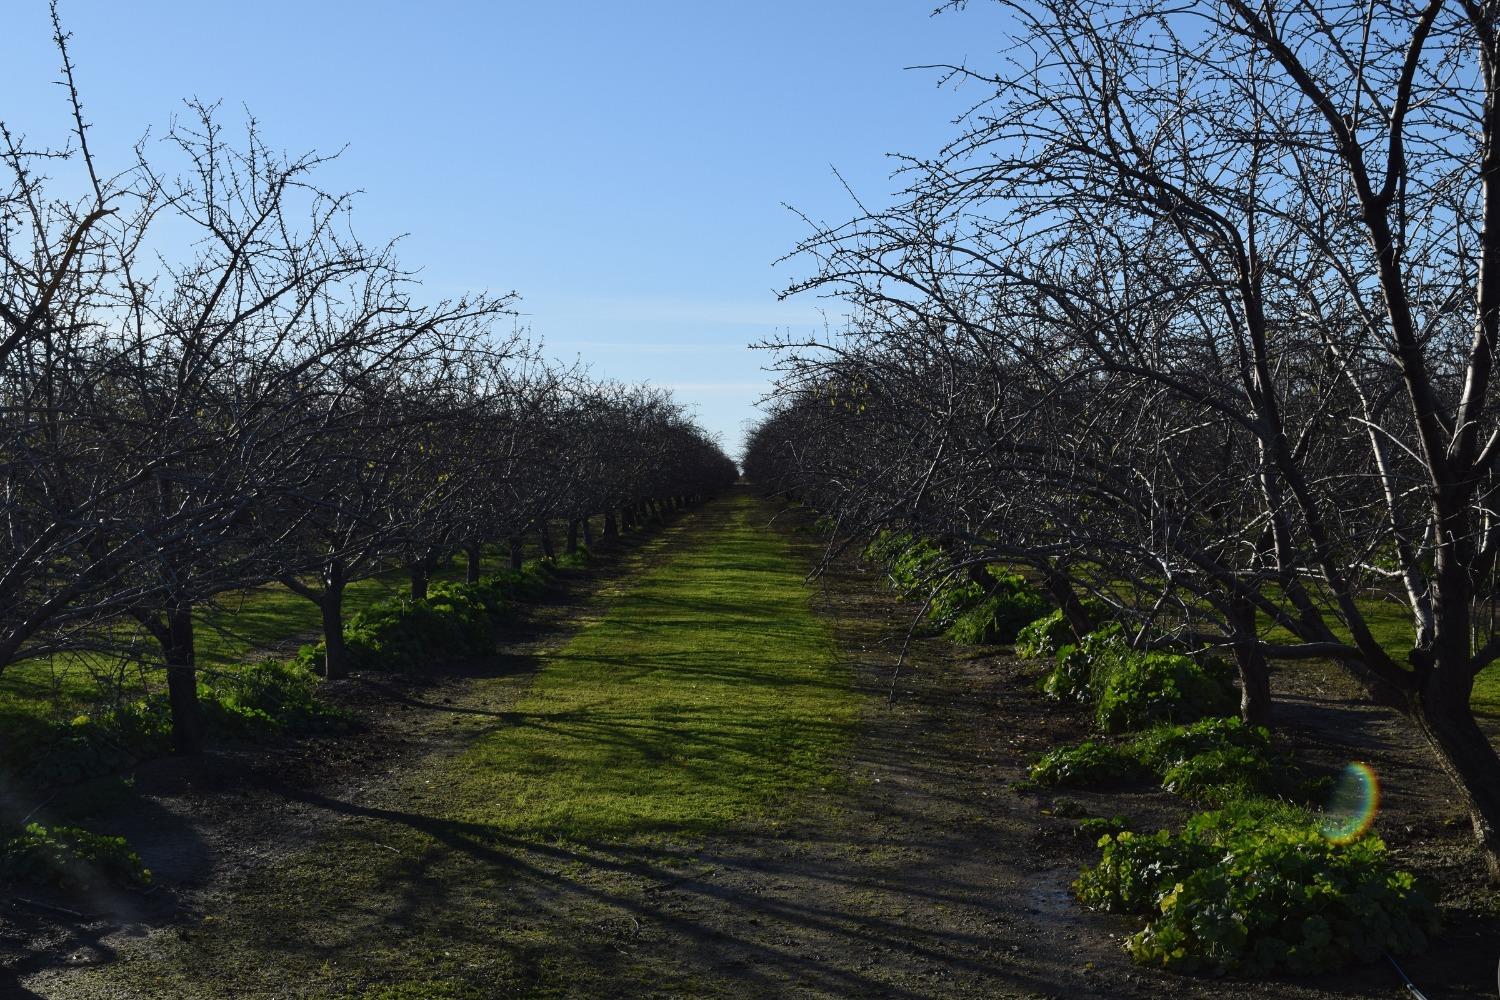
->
xmin=56 ymin=496 xmax=855 ymax=997
xmin=0 ymin=544 xmax=517 ymax=729
xmin=454 ymin=492 xmax=855 ymax=841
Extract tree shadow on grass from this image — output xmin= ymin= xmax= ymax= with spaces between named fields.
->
xmin=156 ymin=784 xmax=1064 ymax=1000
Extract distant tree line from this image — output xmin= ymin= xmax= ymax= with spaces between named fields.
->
xmin=1 ymin=22 xmax=736 ymax=754
xmin=748 ymin=0 xmax=1500 ymax=876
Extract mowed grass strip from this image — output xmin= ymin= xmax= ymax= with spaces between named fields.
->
xmin=455 ymin=491 xmax=854 ymax=841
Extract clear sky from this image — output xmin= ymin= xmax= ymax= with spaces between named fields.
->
xmin=3 ymin=1 xmax=1011 ymax=457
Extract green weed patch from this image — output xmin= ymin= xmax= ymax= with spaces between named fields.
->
xmin=1076 ymin=801 xmax=1438 ymax=976
xmin=864 ymin=533 xmax=1049 ymax=645
xmin=1030 ymin=717 xmax=1310 ymax=805
xmin=293 ymin=563 xmax=559 ymax=675
xmin=1040 ymin=625 xmax=1236 ymax=733
xmin=1 ymin=821 xmax=152 ymax=893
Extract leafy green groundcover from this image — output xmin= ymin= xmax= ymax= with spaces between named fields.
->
xmin=864 ymin=532 xmax=1050 ymax=645
xmin=1075 ymin=801 xmax=1438 ymax=976
xmin=1030 ymin=739 xmax=1148 ymax=787
xmin=1016 ymin=608 xmax=1074 ymax=660
xmin=4 ymin=658 xmax=349 ymax=792
xmin=1036 ymin=622 xmax=1237 ymax=733
xmin=1 ymin=821 xmax=151 ymax=892
xmin=943 ymin=572 xmax=1050 ymax=645
xmin=1030 ymin=717 xmax=1311 ymax=805
xmin=294 ymin=560 xmax=561 ymax=675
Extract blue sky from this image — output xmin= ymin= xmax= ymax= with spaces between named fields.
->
xmin=3 ymin=1 xmax=1011 ymax=456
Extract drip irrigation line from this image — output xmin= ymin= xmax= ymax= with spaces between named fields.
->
xmin=1384 ymin=951 xmax=1428 ymax=1000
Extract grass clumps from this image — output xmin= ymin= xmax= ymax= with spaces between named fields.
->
xmin=1040 ymin=624 xmax=1237 ymax=733
xmin=1075 ymin=801 xmax=1438 ymax=976
xmin=1 ymin=821 xmax=152 ymax=892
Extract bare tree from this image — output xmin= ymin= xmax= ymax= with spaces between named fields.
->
xmin=761 ymin=0 xmax=1500 ymax=874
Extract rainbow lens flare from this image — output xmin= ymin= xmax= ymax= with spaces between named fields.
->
xmin=1320 ymin=761 xmax=1380 ymax=843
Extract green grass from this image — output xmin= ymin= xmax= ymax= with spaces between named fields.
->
xmin=0 ymin=546 xmax=508 ymax=733
xmin=453 ymin=491 xmax=855 ymax=841
xmin=57 ymin=494 xmax=858 ymax=998
xmin=1262 ymin=594 xmax=1500 ymax=718
xmin=0 ymin=512 xmax=626 ymax=750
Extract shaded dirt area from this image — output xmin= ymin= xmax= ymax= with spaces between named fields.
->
xmin=11 ymin=497 xmax=1500 ymax=998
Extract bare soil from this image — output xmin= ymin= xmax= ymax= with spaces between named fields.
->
xmin=6 ymin=502 xmax=1500 ymax=999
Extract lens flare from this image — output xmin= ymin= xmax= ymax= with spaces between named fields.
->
xmin=1320 ymin=761 xmax=1380 ymax=843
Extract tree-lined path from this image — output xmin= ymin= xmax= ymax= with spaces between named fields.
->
xmin=23 ymin=493 xmax=857 ymax=998
xmin=17 ymin=492 xmax=1493 ymax=999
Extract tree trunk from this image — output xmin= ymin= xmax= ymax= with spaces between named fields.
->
xmin=466 ymin=542 xmax=483 ymax=583
xmin=410 ymin=564 xmax=429 ymax=602
xmin=539 ymin=522 xmax=556 ymax=561
xmin=321 ymin=592 xmax=348 ymax=680
xmin=1412 ymin=676 xmax=1500 ymax=880
xmin=163 ymin=602 xmax=203 ymax=755
xmin=566 ymin=519 xmax=580 ymax=554
xmin=1041 ymin=570 xmax=1092 ymax=642
xmin=509 ymin=535 xmax=524 ymax=570
xmin=1227 ymin=597 xmax=1272 ymax=726
xmin=603 ymin=510 xmax=618 ymax=538
xmin=581 ymin=516 xmax=594 ymax=546
xmin=318 ymin=560 xmax=349 ymax=679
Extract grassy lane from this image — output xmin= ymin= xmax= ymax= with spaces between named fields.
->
xmin=43 ymin=491 xmax=856 ymax=999
xmin=453 ymin=491 xmax=852 ymax=840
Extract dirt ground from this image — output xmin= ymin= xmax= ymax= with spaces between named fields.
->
xmin=5 ymin=504 xmax=1499 ymax=998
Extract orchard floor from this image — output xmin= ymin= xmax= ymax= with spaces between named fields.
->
xmin=7 ymin=490 xmax=1500 ymax=999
